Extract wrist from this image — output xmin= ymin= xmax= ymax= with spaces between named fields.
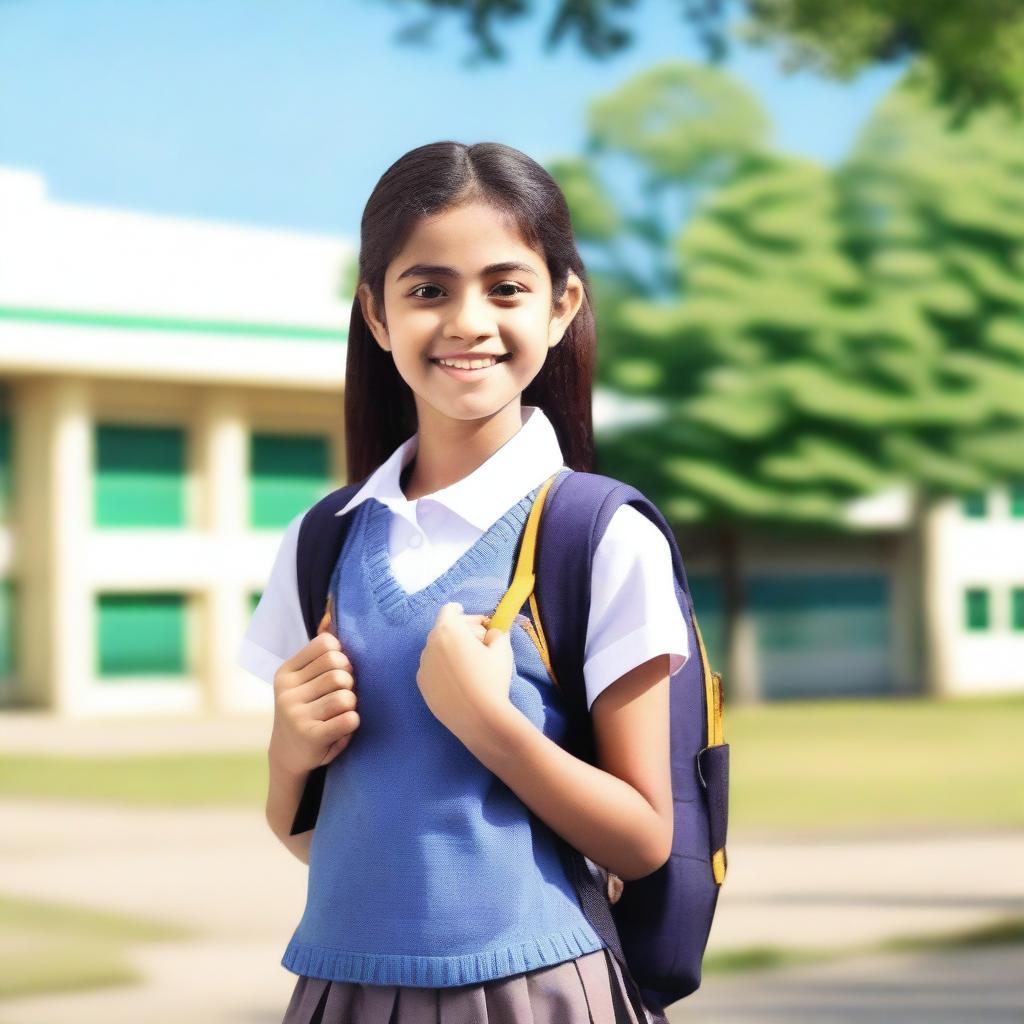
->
xmin=268 ymin=730 xmax=312 ymax=779
xmin=464 ymin=703 xmax=528 ymax=769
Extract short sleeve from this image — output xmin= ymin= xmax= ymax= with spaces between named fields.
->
xmin=583 ymin=504 xmax=690 ymax=712
xmin=236 ymin=509 xmax=310 ymax=685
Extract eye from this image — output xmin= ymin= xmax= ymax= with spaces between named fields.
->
xmin=409 ymin=282 xmax=527 ymax=300
xmin=492 ymin=282 xmax=527 ymax=297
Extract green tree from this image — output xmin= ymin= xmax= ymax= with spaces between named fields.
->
xmin=840 ymin=65 xmax=1024 ymax=490
xmin=553 ymin=60 xmax=1024 ymax=700
xmin=377 ymin=0 xmax=1024 ymax=116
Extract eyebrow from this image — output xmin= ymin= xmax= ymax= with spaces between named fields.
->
xmin=396 ymin=261 xmax=538 ymax=281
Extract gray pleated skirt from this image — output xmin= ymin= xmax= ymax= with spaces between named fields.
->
xmin=280 ymin=946 xmax=655 ymax=1024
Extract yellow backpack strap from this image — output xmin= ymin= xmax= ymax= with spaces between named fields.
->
xmin=692 ymin=611 xmax=727 ymax=882
xmin=488 ymin=472 xmax=561 ymax=685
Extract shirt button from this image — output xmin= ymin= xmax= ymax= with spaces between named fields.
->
xmin=409 ymin=533 xmax=423 ymax=548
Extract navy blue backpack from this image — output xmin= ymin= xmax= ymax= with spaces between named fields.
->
xmin=289 ymin=466 xmax=729 ymax=1022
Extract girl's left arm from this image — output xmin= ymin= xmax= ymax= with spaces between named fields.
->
xmin=467 ymin=652 xmax=673 ymax=882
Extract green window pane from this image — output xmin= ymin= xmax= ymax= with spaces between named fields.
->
xmin=688 ymin=575 xmax=725 ymax=672
xmin=965 ymin=588 xmax=989 ymax=631
xmin=1010 ymin=482 xmax=1024 ymax=518
xmin=748 ymin=574 xmax=892 ymax=698
xmin=250 ymin=591 xmax=262 ymax=614
xmin=961 ymin=491 xmax=987 ymax=518
xmin=0 ymin=414 xmax=10 ymax=522
xmin=97 ymin=593 xmax=186 ymax=676
xmin=95 ymin=424 xmax=186 ymax=527
xmin=749 ymin=575 xmax=890 ymax=648
xmin=1012 ymin=588 xmax=1024 ymax=632
xmin=250 ymin=433 xmax=330 ymax=528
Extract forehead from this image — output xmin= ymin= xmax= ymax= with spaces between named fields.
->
xmin=389 ymin=203 xmax=546 ymax=280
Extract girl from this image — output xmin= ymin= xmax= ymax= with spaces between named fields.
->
xmin=238 ymin=141 xmax=690 ymax=1024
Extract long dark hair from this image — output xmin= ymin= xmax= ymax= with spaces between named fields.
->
xmin=345 ymin=141 xmax=596 ymax=483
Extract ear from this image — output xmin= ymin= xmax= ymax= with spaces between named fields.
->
xmin=549 ymin=271 xmax=584 ymax=349
xmin=357 ymin=282 xmax=391 ymax=354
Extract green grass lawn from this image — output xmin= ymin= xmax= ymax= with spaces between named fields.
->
xmin=726 ymin=693 xmax=1024 ymax=833
xmin=0 ymin=750 xmax=268 ymax=807
xmin=0 ymin=694 xmax=1022 ymax=832
xmin=0 ymin=893 xmax=194 ymax=1000
xmin=704 ymin=914 xmax=1024 ymax=975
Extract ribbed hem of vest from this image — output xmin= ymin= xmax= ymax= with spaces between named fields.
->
xmin=280 ymin=927 xmax=606 ymax=987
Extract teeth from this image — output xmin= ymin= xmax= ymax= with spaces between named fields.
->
xmin=437 ymin=356 xmax=499 ymax=369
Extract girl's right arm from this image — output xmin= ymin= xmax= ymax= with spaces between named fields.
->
xmin=266 ymin=747 xmax=316 ymax=865
xmin=265 ymin=629 xmax=360 ymax=865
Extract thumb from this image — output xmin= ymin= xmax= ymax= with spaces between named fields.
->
xmin=484 ymin=626 xmax=510 ymax=647
xmin=436 ymin=601 xmax=463 ymax=623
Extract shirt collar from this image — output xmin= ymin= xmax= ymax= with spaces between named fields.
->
xmin=334 ymin=405 xmax=566 ymax=531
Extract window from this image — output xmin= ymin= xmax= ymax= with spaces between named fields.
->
xmin=1010 ymin=482 xmax=1024 ymax=519
xmin=0 ymin=410 xmax=11 ymax=522
xmin=96 ymin=593 xmax=186 ymax=676
xmin=250 ymin=433 xmax=330 ymax=528
xmin=0 ymin=578 xmax=15 ymax=678
xmin=95 ymin=424 xmax=186 ymax=527
xmin=1012 ymin=588 xmax=1024 ymax=632
xmin=749 ymin=573 xmax=892 ymax=698
xmin=964 ymin=588 xmax=989 ymax=631
xmin=961 ymin=491 xmax=987 ymax=518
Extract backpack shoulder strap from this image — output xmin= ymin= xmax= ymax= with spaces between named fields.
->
xmin=295 ymin=481 xmax=366 ymax=638
xmin=288 ymin=480 xmax=366 ymax=836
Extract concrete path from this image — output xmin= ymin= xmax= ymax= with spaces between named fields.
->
xmin=670 ymin=946 xmax=1024 ymax=1023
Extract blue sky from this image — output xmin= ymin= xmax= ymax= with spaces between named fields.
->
xmin=0 ymin=0 xmax=905 ymax=237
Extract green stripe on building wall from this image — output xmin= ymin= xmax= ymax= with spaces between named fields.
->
xmin=0 ymin=305 xmax=347 ymax=342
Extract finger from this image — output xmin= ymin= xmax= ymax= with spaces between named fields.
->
xmin=436 ymin=601 xmax=463 ymax=624
xmin=308 ymin=685 xmax=357 ymax=722
xmin=286 ymin=647 xmax=353 ymax=692
xmin=279 ymin=632 xmax=341 ymax=681
xmin=297 ymin=665 xmax=355 ymax=705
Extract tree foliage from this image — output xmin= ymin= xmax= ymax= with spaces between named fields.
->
xmin=376 ymin=0 xmax=1024 ymax=117
xmin=551 ymin=60 xmax=1024 ymax=530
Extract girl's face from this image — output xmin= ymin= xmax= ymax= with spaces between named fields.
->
xmin=357 ymin=201 xmax=584 ymax=426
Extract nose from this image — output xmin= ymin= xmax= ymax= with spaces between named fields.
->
xmin=442 ymin=289 xmax=495 ymax=343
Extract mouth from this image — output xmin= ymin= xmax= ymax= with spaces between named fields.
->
xmin=429 ymin=353 xmax=513 ymax=379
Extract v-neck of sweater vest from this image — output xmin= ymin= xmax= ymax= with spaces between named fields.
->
xmin=363 ymin=485 xmax=539 ymax=623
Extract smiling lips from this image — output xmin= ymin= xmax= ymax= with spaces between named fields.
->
xmin=431 ymin=353 xmax=511 ymax=368
xmin=430 ymin=356 xmax=509 ymax=380
xmin=429 ymin=353 xmax=512 ymax=378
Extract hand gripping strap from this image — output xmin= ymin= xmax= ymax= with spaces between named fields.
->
xmin=288 ymin=480 xmax=364 ymax=837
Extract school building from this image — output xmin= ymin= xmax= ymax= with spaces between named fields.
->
xmin=1 ymin=165 xmax=1021 ymax=718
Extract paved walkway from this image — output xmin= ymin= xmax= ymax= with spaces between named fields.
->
xmin=672 ymin=946 xmax=1024 ymax=1022
xmin=2 ymin=712 xmax=1023 ymax=1021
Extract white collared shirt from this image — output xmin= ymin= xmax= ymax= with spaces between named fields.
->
xmin=237 ymin=405 xmax=689 ymax=711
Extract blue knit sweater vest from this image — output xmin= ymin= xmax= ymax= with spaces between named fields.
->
xmin=281 ymin=488 xmax=606 ymax=987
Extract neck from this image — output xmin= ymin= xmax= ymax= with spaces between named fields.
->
xmin=401 ymin=401 xmax=527 ymax=501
